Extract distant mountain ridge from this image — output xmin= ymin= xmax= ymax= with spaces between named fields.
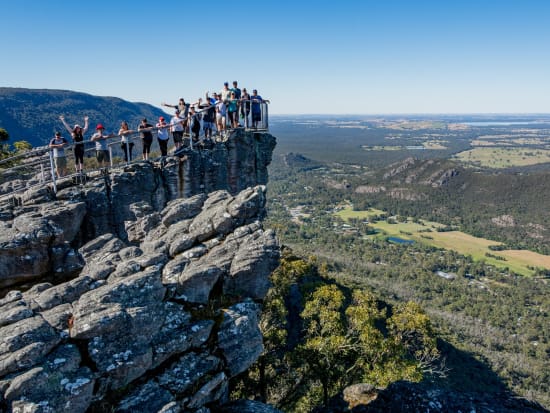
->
xmin=0 ymin=87 xmax=167 ymax=147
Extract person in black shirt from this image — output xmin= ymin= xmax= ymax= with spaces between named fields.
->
xmin=138 ymin=118 xmax=154 ymax=160
xmin=60 ymin=114 xmax=89 ymax=173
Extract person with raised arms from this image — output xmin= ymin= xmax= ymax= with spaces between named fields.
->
xmin=59 ymin=114 xmax=89 ymax=173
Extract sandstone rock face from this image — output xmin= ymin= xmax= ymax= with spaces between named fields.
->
xmin=0 ymin=201 xmax=86 ymax=288
xmin=0 ymin=132 xmax=279 ymax=413
xmin=0 ymin=132 xmax=276 ymax=290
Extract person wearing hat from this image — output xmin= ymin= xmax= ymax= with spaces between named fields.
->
xmin=156 ymin=116 xmax=170 ymax=156
xmin=220 ymin=82 xmax=231 ymax=102
xmin=91 ymin=123 xmax=113 ymax=170
xmin=49 ymin=131 xmax=68 ymax=177
xmin=59 ymin=114 xmax=89 ymax=173
xmin=138 ymin=119 xmax=154 ymax=160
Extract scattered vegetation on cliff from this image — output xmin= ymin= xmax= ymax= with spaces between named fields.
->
xmin=232 ymin=251 xmax=442 ymax=412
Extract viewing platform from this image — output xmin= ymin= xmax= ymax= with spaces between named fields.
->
xmin=0 ymin=101 xmax=270 ymax=205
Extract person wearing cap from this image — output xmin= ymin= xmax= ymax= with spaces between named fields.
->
xmin=49 ymin=131 xmax=68 ymax=177
xmin=156 ymin=116 xmax=170 ymax=156
xmin=138 ymin=118 xmax=154 ymax=160
xmin=59 ymin=114 xmax=89 ymax=173
xmin=220 ymin=82 xmax=231 ymax=102
xmin=170 ymin=110 xmax=185 ymax=150
xmin=91 ymin=123 xmax=113 ymax=169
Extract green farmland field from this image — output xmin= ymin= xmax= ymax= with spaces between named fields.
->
xmin=454 ymin=147 xmax=550 ymax=168
xmin=337 ymin=207 xmax=550 ymax=276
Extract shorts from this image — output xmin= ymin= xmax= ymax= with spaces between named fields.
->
xmin=216 ymin=114 xmax=226 ymax=123
xmin=172 ymin=131 xmax=183 ymax=143
xmin=54 ymin=156 xmax=67 ymax=169
xmin=96 ymin=150 xmax=110 ymax=163
xmin=203 ymin=121 xmax=213 ymax=130
xmin=252 ymin=112 xmax=261 ymax=122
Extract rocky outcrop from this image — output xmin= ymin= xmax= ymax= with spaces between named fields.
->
xmin=354 ymin=185 xmax=386 ymax=194
xmin=387 ymin=188 xmax=427 ymax=201
xmin=0 ymin=131 xmax=276 ymax=290
xmin=0 ymin=201 xmax=86 ymax=288
xmin=425 ymin=168 xmax=459 ymax=187
xmin=0 ymin=131 xmax=279 ymax=412
xmin=382 ymin=157 xmax=416 ymax=180
xmin=0 ymin=185 xmax=280 ymax=412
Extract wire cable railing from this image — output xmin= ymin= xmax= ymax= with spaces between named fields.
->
xmin=0 ymin=101 xmax=269 ymax=202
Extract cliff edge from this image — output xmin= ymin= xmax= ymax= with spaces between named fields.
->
xmin=0 ymin=131 xmax=281 ymax=412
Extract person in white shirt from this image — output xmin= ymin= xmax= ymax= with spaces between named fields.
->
xmin=215 ymin=95 xmax=227 ymax=137
xmin=118 ymin=121 xmax=135 ymax=162
xmin=170 ymin=110 xmax=185 ymax=150
xmin=49 ymin=131 xmax=68 ymax=177
xmin=156 ymin=116 xmax=170 ymax=156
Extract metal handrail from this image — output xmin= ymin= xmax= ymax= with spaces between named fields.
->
xmin=0 ymin=101 xmax=269 ymax=201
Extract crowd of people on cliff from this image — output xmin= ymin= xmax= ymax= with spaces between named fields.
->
xmin=49 ymin=81 xmax=269 ymax=177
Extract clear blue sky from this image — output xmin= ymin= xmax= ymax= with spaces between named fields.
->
xmin=1 ymin=0 xmax=549 ymax=114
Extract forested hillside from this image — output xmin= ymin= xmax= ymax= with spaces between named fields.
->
xmin=0 ymin=88 xmax=166 ymax=147
xmin=263 ymin=116 xmax=550 ymax=411
xmin=264 ymin=156 xmax=550 ymax=410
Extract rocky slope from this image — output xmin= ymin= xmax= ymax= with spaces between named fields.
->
xmin=0 ymin=132 xmax=282 ymax=412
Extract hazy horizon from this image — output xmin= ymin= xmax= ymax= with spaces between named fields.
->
xmin=2 ymin=1 xmax=550 ymax=114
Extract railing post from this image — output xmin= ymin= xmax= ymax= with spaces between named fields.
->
xmin=125 ymin=141 xmax=130 ymax=165
xmin=49 ymin=150 xmax=57 ymax=194
xmin=40 ymin=163 xmax=45 ymax=183
xmin=190 ymin=121 xmax=194 ymax=150
xmin=109 ymin=145 xmax=113 ymax=168
xmin=245 ymin=100 xmax=249 ymax=129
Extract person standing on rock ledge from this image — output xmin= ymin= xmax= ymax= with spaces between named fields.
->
xmin=251 ymin=89 xmax=270 ymax=129
xmin=156 ymin=116 xmax=170 ymax=156
xmin=170 ymin=110 xmax=185 ymax=150
xmin=118 ymin=121 xmax=135 ymax=162
xmin=138 ymin=118 xmax=154 ymax=160
xmin=49 ymin=131 xmax=68 ymax=177
xmin=91 ymin=124 xmax=113 ymax=171
xmin=59 ymin=115 xmax=89 ymax=174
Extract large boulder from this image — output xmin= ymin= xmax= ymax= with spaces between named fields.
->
xmin=0 ymin=134 xmax=279 ymax=412
xmin=217 ymin=301 xmax=264 ymax=377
